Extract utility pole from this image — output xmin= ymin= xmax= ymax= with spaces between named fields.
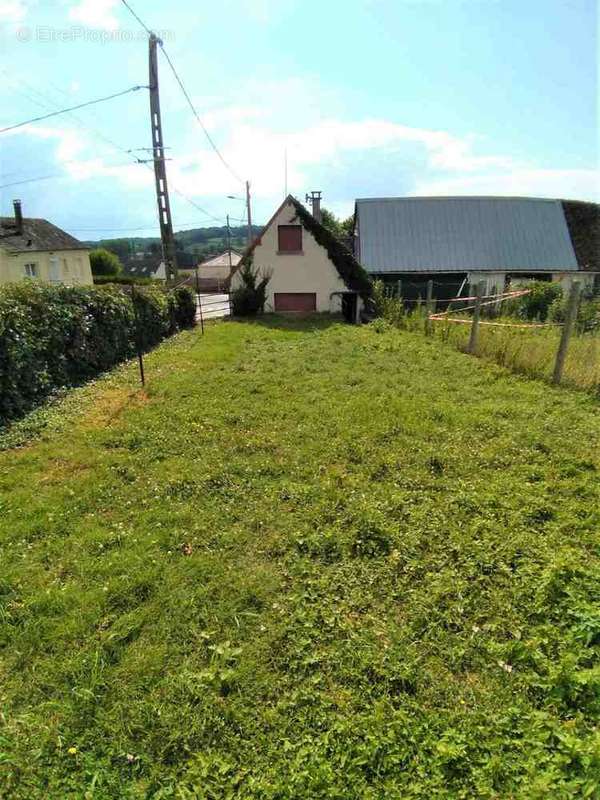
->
xmin=226 ymin=214 xmax=233 ymax=272
xmin=245 ymin=180 xmax=253 ymax=247
xmin=148 ymin=33 xmax=178 ymax=284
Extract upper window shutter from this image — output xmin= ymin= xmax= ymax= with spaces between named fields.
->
xmin=278 ymin=225 xmax=303 ymax=252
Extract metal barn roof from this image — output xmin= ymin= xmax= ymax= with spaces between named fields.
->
xmin=355 ymin=196 xmax=579 ymax=273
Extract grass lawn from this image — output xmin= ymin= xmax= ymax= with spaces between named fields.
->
xmin=1 ymin=316 xmax=599 ymax=798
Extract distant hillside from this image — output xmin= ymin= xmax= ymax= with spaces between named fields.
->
xmin=84 ymin=224 xmax=262 ymax=272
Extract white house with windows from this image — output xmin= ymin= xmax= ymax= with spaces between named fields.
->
xmin=0 ymin=200 xmax=93 ymax=287
xmin=230 ymin=195 xmax=371 ymax=321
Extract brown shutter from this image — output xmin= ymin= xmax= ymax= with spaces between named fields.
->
xmin=278 ymin=225 xmax=303 ymax=252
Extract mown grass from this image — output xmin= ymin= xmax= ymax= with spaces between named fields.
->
xmin=1 ymin=316 xmax=599 ymax=798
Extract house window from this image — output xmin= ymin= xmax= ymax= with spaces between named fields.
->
xmin=24 ymin=263 xmax=37 ymax=278
xmin=63 ymin=258 xmax=69 ymax=274
xmin=278 ymin=225 xmax=303 ymax=253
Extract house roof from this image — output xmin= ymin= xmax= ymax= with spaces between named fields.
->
xmin=200 ymin=250 xmax=242 ymax=268
xmin=355 ymin=196 xmax=590 ymax=274
xmin=0 ymin=217 xmax=87 ymax=253
xmin=237 ymin=195 xmax=372 ymax=298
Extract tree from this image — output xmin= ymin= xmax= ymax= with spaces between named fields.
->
xmin=89 ymin=248 xmax=123 ymax=276
xmin=321 ymin=208 xmax=355 ymax=249
xmin=231 ymin=258 xmax=271 ymax=316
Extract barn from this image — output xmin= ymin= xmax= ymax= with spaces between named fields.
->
xmin=231 ymin=195 xmax=371 ymax=321
xmin=353 ymin=196 xmax=599 ymax=300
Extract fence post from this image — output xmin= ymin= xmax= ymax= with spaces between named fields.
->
xmin=552 ymin=280 xmax=581 ymax=385
xmin=467 ymin=281 xmax=485 ymax=354
xmin=425 ymin=279 xmax=434 ymax=336
xmin=129 ymin=284 xmax=145 ymax=386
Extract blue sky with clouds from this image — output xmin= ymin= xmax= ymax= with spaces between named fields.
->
xmin=0 ymin=0 xmax=597 ymax=237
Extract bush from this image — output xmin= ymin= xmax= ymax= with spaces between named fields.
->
xmin=504 ymin=281 xmax=563 ymax=322
xmin=93 ymin=275 xmax=158 ymax=286
xmin=231 ymin=259 xmax=271 ymax=316
xmin=549 ymin=294 xmax=600 ymax=334
xmin=0 ymin=283 xmax=196 ymax=425
xmin=89 ymin=248 xmax=123 ymax=277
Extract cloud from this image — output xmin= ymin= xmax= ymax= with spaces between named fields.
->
xmin=414 ymin=168 xmax=600 ymax=202
xmin=167 ymin=115 xmax=518 ymax=204
xmin=0 ymin=0 xmax=28 ymax=22
xmin=6 ymin=95 xmax=597 ymax=227
xmin=68 ymin=0 xmax=119 ymax=30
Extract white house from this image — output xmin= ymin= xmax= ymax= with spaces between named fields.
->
xmin=0 ymin=200 xmax=93 ymax=286
xmin=231 ymin=195 xmax=371 ymax=321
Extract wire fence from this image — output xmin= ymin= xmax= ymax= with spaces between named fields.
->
xmin=375 ymin=281 xmax=599 ymax=394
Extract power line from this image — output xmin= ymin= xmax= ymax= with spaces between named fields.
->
xmin=69 ymin=219 xmax=253 ymax=232
xmin=0 ymin=86 xmax=147 ymax=135
xmin=119 ymin=0 xmax=153 ymax=36
xmin=158 ymin=44 xmax=245 ymax=186
xmin=118 ymin=1 xmax=245 ymax=185
xmin=1 ymin=69 xmax=148 ymax=167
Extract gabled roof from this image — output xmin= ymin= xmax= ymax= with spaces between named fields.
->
xmin=237 ymin=195 xmax=372 ymax=298
xmin=0 ymin=217 xmax=87 ymax=252
xmin=355 ymin=196 xmax=590 ymax=274
xmin=200 ymin=250 xmax=242 ymax=268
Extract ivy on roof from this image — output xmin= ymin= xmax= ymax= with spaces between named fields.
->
xmin=288 ymin=197 xmax=372 ymax=299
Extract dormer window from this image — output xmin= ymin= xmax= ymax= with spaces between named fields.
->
xmin=278 ymin=225 xmax=302 ymax=253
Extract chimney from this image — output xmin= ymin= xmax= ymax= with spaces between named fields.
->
xmin=13 ymin=199 xmax=23 ymax=235
xmin=305 ymin=190 xmax=322 ymax=223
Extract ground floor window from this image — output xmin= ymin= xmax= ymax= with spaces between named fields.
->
xmin=24 ymin=263 xmax=37 ymax=278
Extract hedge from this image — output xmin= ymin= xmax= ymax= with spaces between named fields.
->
xmin=0 ymin=282 xmax=196 ymax=425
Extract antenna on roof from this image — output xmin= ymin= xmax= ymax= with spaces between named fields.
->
xmin=284 ymin=147 xmax=288 ymax=198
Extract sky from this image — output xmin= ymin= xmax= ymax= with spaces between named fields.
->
xmin=0 ymin=0 xmax=598 ymax=238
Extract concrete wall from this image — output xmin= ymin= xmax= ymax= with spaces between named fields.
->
xmin=467 ymin=270 xmax=596 ymax=296
xmin=552 ymin=272 xmax=596 ymax=292
xmin=0 ymin=248 xmax=93 ymax=286
xmin=232 ymin=199 xmax=348 ymax=313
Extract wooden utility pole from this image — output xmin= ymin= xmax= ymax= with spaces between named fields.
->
xmin=245 ymin=180 xmax=253 ymax=246
xmin=552 ymin=281 xmax=581 ymax=385
xmin=226 ymin=214 xmax=233 ymax=272
xmin=148 ymin=33 xmax=178 ymax=284
xmin=467 ymin=281 xmax=485 ymax=354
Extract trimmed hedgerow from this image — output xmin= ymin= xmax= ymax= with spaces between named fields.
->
xmin=0 ymin=282 xmax=196 ymax=424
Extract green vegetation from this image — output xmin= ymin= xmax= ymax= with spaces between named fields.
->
xmin=373 ymin=281 xmax=600 ymax=394
xmin=320 ymin=208 xmax=354 ymax=242
xmin=1 ymin=318 xmax=599 ymax=798
xmin=90 ymin=248 xmax=124 ymax=277
xmin=0 ymin=283 xmax=196 ymax=425
xmin=231 ymin=259 xmax=271 ymax=316
xmin=86 ymin=225 xmax=262 ymax=271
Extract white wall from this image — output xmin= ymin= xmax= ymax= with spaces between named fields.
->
xmin=0 ymin=248 xmax=93 ymax=286
xmin=467 ymin=271 xmax=596 ymax=296
xmin=232 ymin=199 xmax=348 ymax=313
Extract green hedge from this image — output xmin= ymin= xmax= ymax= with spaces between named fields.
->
xmin=93 ymin=275 xmax=160 ymax=286
xmin=0 ymin=282 xmax=196 ymax=425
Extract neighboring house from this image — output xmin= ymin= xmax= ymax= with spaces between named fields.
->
xmin=122 ymin=258 xmax=166 ymax=282
xmin=199 ymin=250 xmax=241 ymax=288
xmin=231 ymin=195 xmax=371 ymax=321
xmin=0 ymin=200 xmax=93 ymax=286
xmin=354 ymin=196 xmax=599 ymax=299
